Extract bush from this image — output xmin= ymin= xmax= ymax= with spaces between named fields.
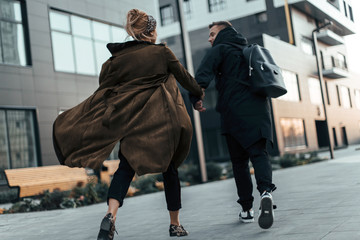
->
xmin=0 ymin=189 xmax=18 ymax=204
xmin=206 ymin=162 xmax=223 ymax=181
xmin=131 ymin=175 xmax=159 ymax=195
xmin=278 ymin=151 xmax=325 ymax=168
xmin=94 ymin=182 xmax=109 ymax=202
xmin=40 ymin=189 xmax=70 ymax=210
xmin=6 ymin=198 xmax=42 ymax=213
xmin=178 ymin=164 xmax=201 ymax=184
xmin=279 ymin=154 xmax=299 ymax=168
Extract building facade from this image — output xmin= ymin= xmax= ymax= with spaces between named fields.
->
xmin=0 ymin=0 xmax=158 ymax=184
xmin=157 ymin=0 xmax=360 ymax=162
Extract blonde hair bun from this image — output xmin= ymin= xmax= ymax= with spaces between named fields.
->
xmin=125 ymin=9 xmax=157 ymax=43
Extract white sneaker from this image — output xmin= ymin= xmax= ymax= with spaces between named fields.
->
xmin=240 ymin=209 xmax=254 ymax=223
xmin=258 ymin=192 xmax=274 ymax=229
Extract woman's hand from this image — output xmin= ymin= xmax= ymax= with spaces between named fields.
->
xmin=194 ymin=100 xmax=206 ymax=112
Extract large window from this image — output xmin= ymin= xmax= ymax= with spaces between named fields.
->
xmin=160 ymin=5 xmax=174 ymax=26
xmin=0 ymin=0 xmax=29 ymax=66
xmin=340 ymin=85 xmax=351 ymax=108
xmin=208 ymin=0 xmax=226 ymax=13
xmin=0 ymin=108 xmax=40 ymax=170
xmin=280 ymin=118 xmax=307 ymax=150
xmin=278 ymin=70 xmax=300 ymax=102
xmin=308 ymin=78 xmax=322 ymax=105
xmin=354 ymin=89 xmax=360 ymax=110
xmin=49 ymin=10 xmax=127 ymax=75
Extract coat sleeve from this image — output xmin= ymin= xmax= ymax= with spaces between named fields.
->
xmin=195 ymin=46 xmax=223 ymax=89
xmin=189 ymin=46 xmax=223 ymax=106
xmin=164 ymin=46 xmax=203 ymax=98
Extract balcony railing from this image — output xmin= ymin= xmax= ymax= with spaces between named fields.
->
xmin=321 ymin=56 xmax=349 ymax=79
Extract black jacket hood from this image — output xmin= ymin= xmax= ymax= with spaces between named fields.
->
xmin=212 ymin=27 xmax=248 ymax=48
xmin=106 ymin=40 xmax=164 ymax=54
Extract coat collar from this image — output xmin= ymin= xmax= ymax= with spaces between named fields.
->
xmin=106 ymin=40 xmax=165 ymax=55
xmin=212 ymin=27 xmax=248 ymax=48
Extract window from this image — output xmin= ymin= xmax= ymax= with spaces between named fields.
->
xmin=348 ymin=5 xmax=354 ymax=21
xmin=208 ymin=0 xmax=226 ymax=13
xmin=0 ymin=0 xmax=29 ymax=66
xmin=278 ymin=70 xmax=300 ymax=102
xmin=49 ymin=10 xmax=127 ymax=75
xmin=183 ymin=0 xmax=192 ymax=19
xmin=325 ymin=82 xmax=330 ymax=105
xmin=308 ymin=78 xmax=322 ymax=105
xmin=280 ymin=118 xmax=307 ymax=149
xmin=336 ymin=85 xmax=341 ymax=106
xmin=256 ymin=12 xmax=268 ymax=23
xmin=354 ymin=89 xmax=360 ymax=110
xmin=301 ymin=37 xmax=314 ymax=55
xmin=340 ymin=86 xmax=351 ymax=108
xmin=0 ymin=108 xmax=40 ymax=170
xmin=335 ymin=53 xmax=347 ymax=70
xmin=343 ymin=0 xmax=348 ymax=17
xmin=160 ymin=5 xmax=174 ymax=26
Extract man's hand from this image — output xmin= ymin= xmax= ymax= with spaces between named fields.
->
xmin=194 ymin=100 xmax=206 ymax=112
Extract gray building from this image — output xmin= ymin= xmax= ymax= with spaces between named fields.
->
xmin=0 ymin=0 xmax=158 ymax=184
xmin=158 ymin=0 xmax=360 ymax=161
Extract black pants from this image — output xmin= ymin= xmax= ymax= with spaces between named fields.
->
xmin=107 ymin=151 xmax=181 ymax=211
xmin=225 ymin=134 xmax=276 ymax=211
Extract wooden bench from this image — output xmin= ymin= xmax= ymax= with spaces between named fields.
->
xmin=4 ymin=165 xmax=89 ymax=199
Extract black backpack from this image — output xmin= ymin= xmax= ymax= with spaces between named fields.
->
xmin=229 ymin=43 xmax=287 ymax=98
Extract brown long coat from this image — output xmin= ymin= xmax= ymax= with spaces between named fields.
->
xmin=53 ymin=41 xmax=203 ymax=175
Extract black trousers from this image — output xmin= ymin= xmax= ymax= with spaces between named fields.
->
xmin=225 ymin=134 xmax=276 ymax=211
xmin=107 ymin=151 xmax=181 ymax=211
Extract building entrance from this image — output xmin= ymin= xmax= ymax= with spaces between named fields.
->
xmin=315 ymin=120 xmax=330 ymax=148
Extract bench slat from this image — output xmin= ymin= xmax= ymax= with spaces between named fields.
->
xmin=4 ymin=165 xmax=90 ymax=198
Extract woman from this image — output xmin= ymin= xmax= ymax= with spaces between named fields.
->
xmin=53 ymin=8 xmax=203 ymax=240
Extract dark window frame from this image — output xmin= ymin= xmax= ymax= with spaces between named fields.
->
xmin=208 ymin=0 xmax=226 ymax=13
xmin=343 ymin=0 xmax=348 ymax=17
xmin=280 ymin=117 xmax=308 ymax=150
xmin=160 ymin=4 xmax=175 ymax=26
xmin=0 ymin=0 xmax=31 ymax=66
xmin=0 ymin=106 xmax=42 ymax=170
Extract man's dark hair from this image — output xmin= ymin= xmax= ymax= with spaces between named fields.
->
xmin=208 ymin=21 xmax=232 ymax=29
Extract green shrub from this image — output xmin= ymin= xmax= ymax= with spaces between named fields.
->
xmin=178 ymin=164 xmax=201 ymax=184
xmin=206 ymin=162 xmax=223 ymax=181
xmin=60 ymin=198 xmax=78 ymax=209
xmin=279 ymin=154 xmax=299 ymax=168
xmin=131 ymin=175 xmax=159 ymax=195
xmin=6 ymin=198 xmax=41 ymax=213
xmin=94 ymin=182 xmax=109 ymax=202
xmin=40 ymin=190 xmax=69 ymax=210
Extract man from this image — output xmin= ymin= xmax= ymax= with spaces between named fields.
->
xmin=191 ymin=21 xmax=276 ymax=229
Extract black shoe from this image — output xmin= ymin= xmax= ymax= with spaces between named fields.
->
xmin=97 ymin=213 xmax=117 ymax=240
xmin=258 ymin=191 xmax=274 ymax=229
xmin=169 ymin=224 xmax=189 ymax=237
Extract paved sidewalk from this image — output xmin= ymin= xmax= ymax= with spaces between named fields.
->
xmin=1 ymin=145 xmax=360 ymax=240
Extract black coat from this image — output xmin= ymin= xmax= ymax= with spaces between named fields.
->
xmin=193 ymin=27 xmax=272 ymax=148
